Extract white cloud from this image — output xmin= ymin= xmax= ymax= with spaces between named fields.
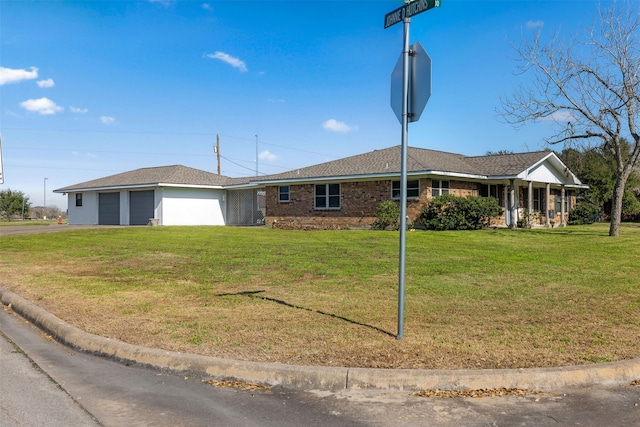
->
xmin=20 ymin=97 xmax=63 ymax=115
xmin=69 ymin=106 xmax=88 ymax=114
xmin=322 ymin=119 xmax=358 ymax=133
xmin=100 ymin=116 xmax=116 ymax=124
xmin=258 ymin=150 xmax=279 ymax=162
xmin=526 ymin=20 xmax=544 ymax=29
xmin=202 ymin=3 xmax=212 ymax=10
xmin=0 ymin=66 xmax=38 ymax=85
xmin=37 ymin=78 xmax=55 ymax=88
xmin=205 ymin=51 xmax=248 ymax=72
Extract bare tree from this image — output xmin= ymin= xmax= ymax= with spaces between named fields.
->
xmin=500 ymin=1 xmax=640 ymax=236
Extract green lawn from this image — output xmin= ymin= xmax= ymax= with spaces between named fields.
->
xmin=1 ymin=223 xmax=639 ymax=370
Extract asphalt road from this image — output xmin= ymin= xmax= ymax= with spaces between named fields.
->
xmin=0 ymin=224 xmax=111 ymax=236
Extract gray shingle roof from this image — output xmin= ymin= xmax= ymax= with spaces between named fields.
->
xmin=466 ymin=151 xmax=552 ymax=176
xmin=55 ymin=147 xmax=557 ymax=192
xmin=252 ymin=146 xmax=552 ymax=182
xmin=55 ymin=165 xmax=231 ymax=192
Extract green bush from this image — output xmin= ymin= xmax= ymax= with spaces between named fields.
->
xmin=568 ymin=202 xmax=600 ymax=225
xmin=419 ymin=194 xmax=502 ymax=230
xmin=372 ymin=200 xmax=400 ymax=230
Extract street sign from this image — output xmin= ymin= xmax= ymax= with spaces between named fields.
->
xmin=384 ymin=0 xmax=441 ymax=29
xmin=390 ymin=42 xmax=431 ymax=123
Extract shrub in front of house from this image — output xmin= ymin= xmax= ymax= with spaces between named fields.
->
xmin=372 ymin=200 xmax=400 ymax=230
xmin=568 ymin=201 xmax=600 ymax=225
xmin=419 ymin=194 xmax=502 ymax=231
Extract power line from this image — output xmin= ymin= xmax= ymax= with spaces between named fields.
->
xmin=2 ymin=165 xmax=120 ymax=173
xmin=1 ymin=127 xmax=342 ymax=160
xmin=217 ymin=133 xmax=341 ymax=159
xmin=5 ymin=145 xmax=216 ymax=158
xmin=1 ymin=127 xmax=216 ymax=137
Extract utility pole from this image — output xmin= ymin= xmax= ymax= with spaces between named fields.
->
xmin=215 ymin=134 xmax=221 ymax=175
xmin=43 ymin=177 xmax=48 ymax=219
xmin=255 ymin=133 xmax=259 ymax=177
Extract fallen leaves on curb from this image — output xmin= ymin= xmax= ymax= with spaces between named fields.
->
xmin=413 ymin=388 xmax=543 ymax=399
xmin=631 ymin=380 xmax=640 ymax=387
xmin=203 ymin=379 xmax=271 ymax=392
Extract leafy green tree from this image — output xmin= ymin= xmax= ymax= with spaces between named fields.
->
xmin=0 ymin=189 xmax=30 ymax=221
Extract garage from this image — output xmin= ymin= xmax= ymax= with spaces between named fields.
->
xmin=129 ymin=190 xmax=154 ymax=225
xmin=98 ymin=192 xmax=120 ymax=225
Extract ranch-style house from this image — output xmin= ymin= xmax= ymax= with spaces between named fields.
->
xmin=54 ymin=145 xmax=586 ymax=229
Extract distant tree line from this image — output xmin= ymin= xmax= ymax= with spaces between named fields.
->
xmin=0 ymin=189 xmax=30 ymax=221
xmin=0 ymin=189 xmax=65 ymax=221
xmin=558 ymin=142 xmax=640 ymax=224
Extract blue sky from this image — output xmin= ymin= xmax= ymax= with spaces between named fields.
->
xmin=1 ymin=0 xmax=607 ymax=209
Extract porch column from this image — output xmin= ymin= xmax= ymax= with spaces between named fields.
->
xmin=528 ymin=181 xmax=533 ymax=227
xmin=509 ymin=179 xmax=516 ymax=228
xmin=561 ymin=185 xmax=566 ymax=227
xmin=545 ymin=182 xmax=551 ymax=228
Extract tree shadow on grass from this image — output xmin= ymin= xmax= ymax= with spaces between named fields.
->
xmin=215 ymin=290 xmax=395 ymax=338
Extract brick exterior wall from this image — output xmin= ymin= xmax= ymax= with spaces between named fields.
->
xmin=265 ymin=179 xmax=478 ymax=230
xmin=265 ymin=178 xmax=579 ymax=230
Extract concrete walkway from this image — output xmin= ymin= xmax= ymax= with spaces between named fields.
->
xmin=1 ymin=286 xmax=639 ymax=392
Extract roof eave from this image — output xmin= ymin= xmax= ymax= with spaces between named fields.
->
xmin=54 ymin=182 xmax=225 ymax=193
xmin=242 ymin=170 xmax=489 ymax=186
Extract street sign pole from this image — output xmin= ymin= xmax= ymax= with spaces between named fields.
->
xmin=397 ymin=16 xmax=410 ymax=340
xmin=387 ymin=0 xmax=440 ymax=340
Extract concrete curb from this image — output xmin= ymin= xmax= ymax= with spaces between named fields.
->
xmin=2 ymin=286 xmax=639 ymax=392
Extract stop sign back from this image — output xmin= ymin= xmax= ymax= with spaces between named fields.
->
xmin=390 ymin=42 xmax=432 ymax=124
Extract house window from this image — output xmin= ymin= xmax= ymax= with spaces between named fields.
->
xmin=523 ymin=188 xmax=545 ymax=212
xmin=533 ymin=188 xmax=545 ymax=212
xmin=431 ymin=180 xmax=450 ymax=197
xmin=315 ymin=183 xmax=340 ymax=209
xmin=278 ymin=186 xmax=290 ymax=203
xmin=554 ymin=189 xmax=572 ymax=212
xmin=75 ymin=193 xmax=83 ymax=207
xmin=392 ymin=180 xmax=420 ymax=199
xmin=479 ymin=184 xmax=504 ymax=207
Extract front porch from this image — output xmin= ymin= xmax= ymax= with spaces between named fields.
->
xmin=501 ymin=180 xmax=574 ymax=229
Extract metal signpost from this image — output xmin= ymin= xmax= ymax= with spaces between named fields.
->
xmin=385 ymin=0 xmax=440 ymax=339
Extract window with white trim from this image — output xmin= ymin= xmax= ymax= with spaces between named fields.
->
xmin=278 ymin=185 xmax=290 ymax=203
xmin=392 ymin=179 xmax=420 ymax=199
xmin=315 ymin=183 xmax=340 ymax=209
xmin=431 ymin=180 xmax=450 ymax=197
